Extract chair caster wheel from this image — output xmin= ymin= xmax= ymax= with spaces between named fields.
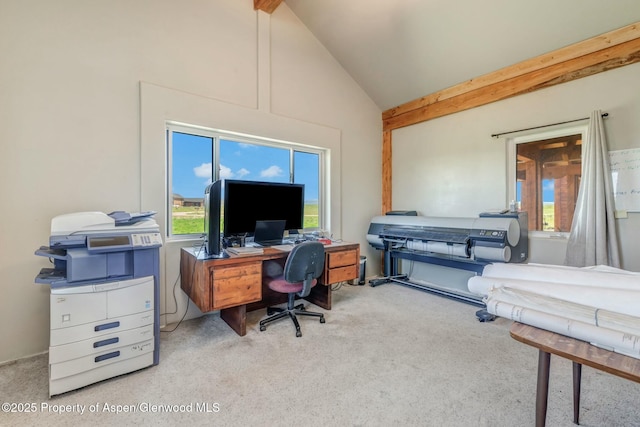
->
xmin=319 ymin=316 xmax=325 ymax=324
xmin=260 ymin=325 xmax=266 ymax=331
xmin=296 ymin=330 xmax=302 ymax=337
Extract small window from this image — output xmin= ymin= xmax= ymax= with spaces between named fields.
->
xmin=508 ymin=126 xmax=586 ymax=233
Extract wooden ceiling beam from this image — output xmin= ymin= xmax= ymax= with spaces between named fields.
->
xmin=382 ymin=22 xmax=640 ymax=132
xmin=254 ymin=0 xmax=284 ymax=14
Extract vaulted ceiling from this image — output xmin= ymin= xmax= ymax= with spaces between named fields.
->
xmin=267 ymin=0 xmax=640 ymax=112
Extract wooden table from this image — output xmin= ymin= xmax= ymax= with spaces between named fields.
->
xmin=509 ymin=322 xmax=640 ymax=427
xmin=180 ymin=242 xmax=360 ymax=336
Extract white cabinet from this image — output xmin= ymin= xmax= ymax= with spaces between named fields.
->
xmin=49 ymin=276 xmax=155 ymax=396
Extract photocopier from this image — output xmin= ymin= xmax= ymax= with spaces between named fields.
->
xmin=35 ymin=211 xmax=162 ymax=396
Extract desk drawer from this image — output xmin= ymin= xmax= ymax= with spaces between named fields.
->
xmin=211 ymin=261 xmax=262 ymax=310
xmin=323 ymin=249 xmax=358 ymax=284
xmin=325 ymin=265 xmax=357 ymax=284
xmin=327 ymin=250 xmax=358 ymax=268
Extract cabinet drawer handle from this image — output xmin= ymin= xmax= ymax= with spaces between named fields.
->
xmin=93 ymin=337 xmax=119 ymax=348
xmin=95 ymin=351 xmax=120 ymax=363
xmin=94 ymin=321 xmax=120 ymax=332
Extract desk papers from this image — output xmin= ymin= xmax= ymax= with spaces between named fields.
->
xmin=226 ymin=247 xmax=263 ymax=256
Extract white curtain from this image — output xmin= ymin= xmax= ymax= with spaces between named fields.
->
xmin=565 ymin=110 xmax=620 ymax=267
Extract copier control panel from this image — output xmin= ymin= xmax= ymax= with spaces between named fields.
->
xmin=474 ymin=229 xmax=506 ymax=241
xmin=131 ymin=232 xmax=163 ymax=247
xmin=86 ymin=232 xmax=163 ymax=251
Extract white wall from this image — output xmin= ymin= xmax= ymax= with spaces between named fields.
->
xmin=392 ymin=62 xmax=640 ymax=271
xmin=0 ymin=0 xmax=382 ymax=363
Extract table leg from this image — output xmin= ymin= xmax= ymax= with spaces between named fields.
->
xmin=304 ymin=284 xmax=331 ymax=310
xmin=573 ymin=362 xmax=582 ymax=425
xmin=220 ymin=305 xmax=247 ymax=336
xmin=536 ymin=350 xmax=551 ymax=427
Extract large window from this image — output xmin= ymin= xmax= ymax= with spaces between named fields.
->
xmin=508 ymin=125 xmax=587 ymax=233
xmin=167 ymin=123 xmax=324 ymax=237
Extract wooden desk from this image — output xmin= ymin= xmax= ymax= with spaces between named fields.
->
xmin=180 ymin=242 xmax=360 ymax=336
xmin=509 ymin=322 xmax=640 ymax=427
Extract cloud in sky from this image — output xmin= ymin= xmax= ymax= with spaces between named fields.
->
xmin=194 ymin=162 xmax=211 ymax=178
xmin=260 ymin=165 xmax=283 ymax=178
xmin=219 ymin=164 xmax=233 ymax=179
xmin=198 ymin=163 xmax=251 ymax=181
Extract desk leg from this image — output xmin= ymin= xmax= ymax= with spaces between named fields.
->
xmin=304 ymin=284 xmax=331 ymax=310
xmin=573 ymin=362 xmax=582 ymax=425
xmin=536 ymin=350 xmax=551 ymax=427
xmin=220 ymin=305 xmax=247 ymax=336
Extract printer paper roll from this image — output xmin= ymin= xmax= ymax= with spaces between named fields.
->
xmin=486 ymin=299 xmax=640 ymax=359
xmin=481 ymin=263 xmax=640 ymax=289
xmin=467 ymin=276 xmax=640 ymax=317
xmin=426 ymin=242 xmax=469 ymax=257
xmin=407 ymin=240 xmax=469 ymax=258
xmin=488 ymin=286 xmax=640 ymax=336
xmin=473 ymin=245 xmax=510 ymax=262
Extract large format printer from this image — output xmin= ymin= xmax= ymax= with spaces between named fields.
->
xmin=367 ymin=211 xmax=528 ymax=306
xmin=35 ymin=211 xmax=162 ymax=396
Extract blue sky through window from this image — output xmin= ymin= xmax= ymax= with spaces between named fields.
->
xmin=542 ymin=179 xmax=554 ymax=203
xmin=220 ymin=140 xmax=290 ymax=184
xmin=171 ymin=132 xmax=319 ymax=201
xmin=516 ymin=179 xmax=555 ymax=204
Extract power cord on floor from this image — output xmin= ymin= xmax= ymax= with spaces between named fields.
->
xmin=161 ymin=268 xmax=182 ymax=317
xmin=331 ymin=278 xmax=366 ymax=291
xmin=331 ymin=281 xmax=345 ymax=291
xmin=160 ymin=240 xmax=205 ymax=334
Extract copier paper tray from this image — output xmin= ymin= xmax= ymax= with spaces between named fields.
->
xmin=35 ymin=246 xmax=67 ymax=260
xmin=35 ymin=268 xmax=68 ymax=285
xmin=35 ymin=268 xmax=119 ymax=288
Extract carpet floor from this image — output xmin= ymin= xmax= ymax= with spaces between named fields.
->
xmin=2 ymin=281 xmax=639 ymax=426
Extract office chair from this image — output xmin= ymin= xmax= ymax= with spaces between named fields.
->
xmin=259 ymin=241 xmax=326 ymax=337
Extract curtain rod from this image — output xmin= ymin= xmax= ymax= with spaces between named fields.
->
xmin=491 ymin=112 xmax=608 ymax=138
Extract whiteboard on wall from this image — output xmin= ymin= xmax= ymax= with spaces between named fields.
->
xmin=609 ymin=148 xmax=640 ymax=212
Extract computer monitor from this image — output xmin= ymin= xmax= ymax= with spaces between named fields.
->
xmin=203 ymin=180 xmax=227 ymax=258
xmin=223 ymin=180 xmax=304 ymax=238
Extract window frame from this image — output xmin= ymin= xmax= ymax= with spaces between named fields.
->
xmin=166 ymin=121 xmax=326 ymax=240
xmin=506 ymin=123 xmax=588 ymax=238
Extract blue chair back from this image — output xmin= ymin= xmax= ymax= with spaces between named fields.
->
xmin=283 ymin=241 xmax=325 ymax=297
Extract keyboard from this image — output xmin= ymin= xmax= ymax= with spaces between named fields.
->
xmin=271 ymin=244 xmax=294 ymax=252
xmin=254 ymin=239 xmax=284 ymax=247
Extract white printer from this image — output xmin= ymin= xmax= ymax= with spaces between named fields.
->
xmin=35 ymin=211 xmax=162 ymax=396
